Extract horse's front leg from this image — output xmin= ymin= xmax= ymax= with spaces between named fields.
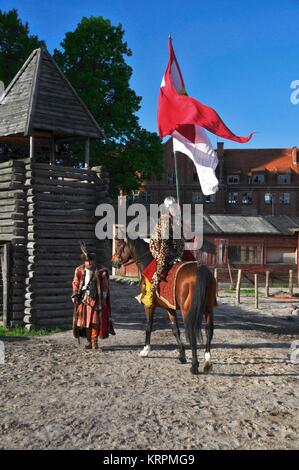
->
xmin=167 ymin=309 xmax=186 ymax=364
xmin=203 ymin=310 xmax=214 ymax=373
xmin=139 ymin=306 xmax=154 ymax=357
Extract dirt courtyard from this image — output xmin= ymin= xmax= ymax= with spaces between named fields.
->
xmin=0 ymin=281 xmax=298 ymax=450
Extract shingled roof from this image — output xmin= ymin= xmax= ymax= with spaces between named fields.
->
xmin=0 ymin=48 xmax=102 ymax=140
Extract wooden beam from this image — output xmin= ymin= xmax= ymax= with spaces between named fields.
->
xmin=30 ymin=136 xmax=34 ymax=161
xmin=1 ymin=243 xmax=11 ymax=327
xmin=254 ymin=274 xmax=259 ymax=309
xmin=50 ymin=136 xmax=55 ymax=165
xmin=84 ymin=138 xmax=90 ymax=169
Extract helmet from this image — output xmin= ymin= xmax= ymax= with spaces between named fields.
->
xmin=163 ymin=196 xmax=176 ymax=208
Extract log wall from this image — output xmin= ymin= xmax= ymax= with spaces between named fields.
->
xmin=0 ymin=158 xmax=111 ymax=329
xmin=0 ymin=160 xmax=27 ymax=325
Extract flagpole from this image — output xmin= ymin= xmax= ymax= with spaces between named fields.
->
xmin=173 ymin=150 xmax=180 ymax=206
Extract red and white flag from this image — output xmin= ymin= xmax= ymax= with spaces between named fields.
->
xmin=158 ymin=38 xmax=254 ymax=195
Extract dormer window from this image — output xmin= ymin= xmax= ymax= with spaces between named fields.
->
xmin=251 ymin=173 xmax=265 ymax=184
xmin=227 ymin=174 xmax=240 ymax=184
xmin=277 ymin=173 xmax=291 ymax=184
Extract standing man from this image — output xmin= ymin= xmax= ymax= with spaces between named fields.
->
xmin=72 ymin=242 xmax=115 ymax=349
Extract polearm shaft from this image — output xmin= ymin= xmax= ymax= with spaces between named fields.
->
xmin=174 ymin=150 xmax=180 ymax=206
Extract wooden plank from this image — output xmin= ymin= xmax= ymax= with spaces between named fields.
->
xmin=289 ymin=269 xmax=294 ymax=296
xmin=26 ymin=191 xmax=96 ymax=201
xmin=27 ymin=239 xmax=96 ymax=248
xmin=27 ymin=232 xmax=96 ymax=240
xmin=30 ymin=161 xmax=97 ymax=175
xmin=28 ymin=258 xmax=79 ymax=267
xmin=1 ymin=243 xmax=12 ymax=327
xmin=27 ymin=216 xmax=96 ymax=224
xmin=0 ymin=181 xmax=25 ymax=190
xmin=255 ymin=274 xmax=259 ymax=309
xmin=26 ymin=183 xmax=96 ymax=195
xmin=27 ymin=208 xmax=95 ymax=217
xmin=26 ymin=169 xmax=97 ymax=182
xmin=27 ymin=222 xmax=95 ymax=230
xmin=265 ymin=271 xmax=270 ymax=297
xmin=27 ymin=201 xmax=96 ymax=210
xmin=25 ymin=176 xmax=97 ymax=189
xmin=25 ymin=289 xmax=72 ymax=299
xmin=32 ymin=317 xmax=72 ymax=327
xmin=236 ymin=269 xmax=242 ymax=304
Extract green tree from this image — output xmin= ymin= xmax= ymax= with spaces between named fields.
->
xmin=53 ymin=16 xmax=163 ymax=195
xmin=0 ymin=9 xmax=45 ymax=86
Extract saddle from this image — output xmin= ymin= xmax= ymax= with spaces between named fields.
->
xmin=142 ymin=251 xmax=196 ymax=309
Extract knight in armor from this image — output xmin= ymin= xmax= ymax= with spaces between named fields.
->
xmin=71 ymin=242 xmax=115 ymax=350
xmin=149 ymin=196 xmax=185 ymax=293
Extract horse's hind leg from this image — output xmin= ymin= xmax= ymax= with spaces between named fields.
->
xmin=203 ymin=310 xmax=214 ymax=373
xmin=167 ymin=310 xmax=186 ymax=364
xmin=139 ymin=306 xmax=154 ymax=357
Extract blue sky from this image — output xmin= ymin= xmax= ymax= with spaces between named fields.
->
xmin=1 ymin=0 xmax=299 ymax=148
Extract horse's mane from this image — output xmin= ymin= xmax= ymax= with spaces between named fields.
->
xmin=126 ymin=235 xmax=153 ymax=268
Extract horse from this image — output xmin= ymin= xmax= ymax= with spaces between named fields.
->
xmin=111 ymin=236 xmax=217 ymax=374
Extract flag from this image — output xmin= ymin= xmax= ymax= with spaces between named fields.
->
xmin=157 ymin=38 xmax=254 ymax=195
xmin=172 ymin=125 xmax=219 ymax=195
xmin=158 ymin=38 xmax=254 ymax=143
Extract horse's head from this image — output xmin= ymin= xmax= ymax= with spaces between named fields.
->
xmin=111 ymin=238 xmax=133 ymax=269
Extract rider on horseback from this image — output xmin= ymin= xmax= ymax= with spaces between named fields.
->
xmin=149 ymin=196 xmax=185 ymax=293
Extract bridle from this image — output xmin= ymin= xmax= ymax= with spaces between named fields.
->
xmin=114 ymin=241 xmax=150 ymax=268
xmin=121 ymin=250 xmax=151 ymax=267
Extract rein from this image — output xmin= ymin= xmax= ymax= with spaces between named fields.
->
xmin=121 ymin=250 xmax=151 ymax=268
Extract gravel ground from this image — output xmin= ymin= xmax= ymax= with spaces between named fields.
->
xmin=0 ymin=281 xmax=298 ymax=450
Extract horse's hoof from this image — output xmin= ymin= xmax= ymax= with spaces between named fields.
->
xmin=179 ymin=356 xmax=187 ymax=364
xmin=203 ymin=362 xmax=213 ymax=374
xmin=139 ymin=345 xmax=151 ymax=357
xmin=190 ymin=366 xmax=200 ymax=375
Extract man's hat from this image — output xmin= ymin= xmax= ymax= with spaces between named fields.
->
xmin=80 ymin=241 xmax=96 ymax=261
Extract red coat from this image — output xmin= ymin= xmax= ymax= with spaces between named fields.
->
xmin=72 ymin=266 xmax=114 ymax=339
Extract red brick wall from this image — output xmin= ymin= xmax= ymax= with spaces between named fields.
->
xmin=139 ymin=141 xmax=299 ymax=216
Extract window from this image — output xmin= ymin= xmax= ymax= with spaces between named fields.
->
xmin=242 ymin=192 xmax=252 ymax=205
xmin=228 ymin=246 xmax=262 ymax=264
xmin=192 ymin=192 xmax=203 ymax=203
xmin=227 ymin=175 xmax=240 ymax=184
xmin=131 ymin=191 xmax=139 ymax=202
xmin=228 ymin=192 xmax=238 ymax=204
xmin=277 ymin=173 xmax=291 ymax=184
xmin=279 ymin=193 xmax=291 ymax=204
xmin=167 ymin=172 xmax=176 ymax=185
xmin=265 ymin=192 xmax=275 ymax=205
xmin=266 ymin=248 xmax=296 ymax=264
xmin=205 ymin=194 xmax=216 ymax=204
xmin=251 ymin=173 xmax=265 ymax=184
xmin=140 ymin=191 xmax=152 ymax=203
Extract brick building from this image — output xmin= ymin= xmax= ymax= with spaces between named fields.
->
xmin=134 ymin=139 xmax=299 ymax=216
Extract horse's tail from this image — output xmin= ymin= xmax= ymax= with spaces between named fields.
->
xmin=185 ymin=264 xmax=212 ymax=343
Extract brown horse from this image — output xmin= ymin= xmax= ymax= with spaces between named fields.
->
xmin=112 ymin=236 xmax=217 ymax=374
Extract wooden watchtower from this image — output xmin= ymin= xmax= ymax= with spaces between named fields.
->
xmin=0 ymin=48 xmax=110 ymax=329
